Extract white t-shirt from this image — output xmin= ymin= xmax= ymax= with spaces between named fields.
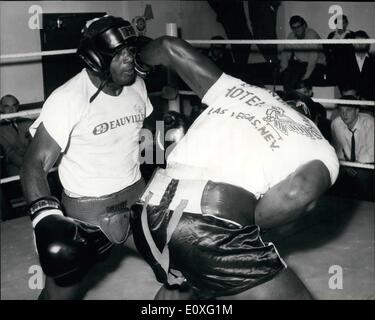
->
xmin=166 ymin=73 xmax=339 ymax=199
xmin=30 ymin=69 xmax=153 ymax=197
xmin=331 ymin=113 xmax=374 ymax=163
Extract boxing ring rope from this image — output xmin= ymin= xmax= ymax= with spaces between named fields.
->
xmin=1 ymin=159 xmax=373 ymax=185
xmin=178 ymin=90 xmax=375 ymax=107
xmin=1 ymin=39 xmax=374 ymax=60
xmin=1 ymin=36 xmax=374 ymax=186
xmin=0 ymin=93 xmax=374 ymax=122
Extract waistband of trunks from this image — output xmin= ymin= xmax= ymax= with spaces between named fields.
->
xmin=141 ymin=169 xmax=207 ymax=214
xmin=62 ymin=178 xmax=144 ymax=223
xmin=140 ymin=169 xmax=257 ymax=227
xmin=61 ymin=178 xmax=145 ymax=244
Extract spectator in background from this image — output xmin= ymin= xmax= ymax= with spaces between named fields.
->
xmin=0 ymin=94 xmax=33 ymax=220
xmin=294 ymin=80 xmax=331 ymax=142
xmin=280 ymin=15 xmax=327 ymax=92
xmin=206 ymin=36 xmax=234 ymax=73
xmin=339 ymin=84 xmax=358 ymax=98
xmin=343 ymin=30 xmax=375 ymax=100
xmin=325 ymin=15 xmax=355 ymax=86
xmin=331 ymin=96 xmax=374 ymax=164
xmin=327 ymin=15 xmax=354 ymax=40
xmin=330 ymin=96 xmax=374 ymax=201
xmin=0 ymin=145 xmax=11 ymax=221
xmin=0 ymin=94 xmax=32 ymax=177
xmin=282 ymin=86 xmax=331 ymax=142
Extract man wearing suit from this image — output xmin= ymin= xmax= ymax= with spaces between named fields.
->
xmin=325 ymin=15 xmax=355 ymax=87
xmin=342 ymin=31 xmax=375 ymax=100
xmin=0 ymin=94 xmax=32 ymax=220
xmin=0 ymin=94 xmax=32 ymax=177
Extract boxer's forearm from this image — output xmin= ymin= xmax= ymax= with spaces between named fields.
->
xmin=255 ymin=160 xmax=331 ymax=229
xmin=140 ymin=36 xmax=221 ymax=99
xmin=20 ymin=160 xmax=52 ymax=203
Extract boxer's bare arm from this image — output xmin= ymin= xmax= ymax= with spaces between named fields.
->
xmin=140 ymin=36 xmax=222 ymax=99
xmin=254 ymin=160 xmax=331 ymax=229
xmin=20 ymin=123 xmax=61 ymax=203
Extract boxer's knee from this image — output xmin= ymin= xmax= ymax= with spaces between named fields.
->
xmin=154 ymin=284 xmax=198 ymax=300
xmin=41 ymin=275 xmax=86 ymax=300
xmin=217 ymin=268 xmax=313 ymax=300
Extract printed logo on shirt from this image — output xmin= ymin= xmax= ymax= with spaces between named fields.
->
xmin=207 ymin=106 xmax=281 ymax=151
xmin=93 ymin=112 xmax=145 ymax=135
xmin=262 ymin=106 xmax=323 ymax=140
xmin=225 ymin=84 xmax=286 ymax=107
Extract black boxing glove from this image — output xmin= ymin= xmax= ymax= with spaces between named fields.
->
xmin=29 ymin=197 xmax=92 ymax=286
xmin=133 ymin=36 xmax=154 ymax=78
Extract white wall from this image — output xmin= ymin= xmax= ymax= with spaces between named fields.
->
xmin=0 ymin=1 xmax=225 ymax=103
xmin=125 ymin=1 xmax=225 ymax=40
xmin=1 ymin=1 xmax=374 ymax=103
xmin=0 ymin=1 xmax=129 ymax=103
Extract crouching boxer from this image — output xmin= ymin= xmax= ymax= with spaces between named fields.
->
xmin=129 ymin=36 xmax=340 ymax=300
xmin=20 ymin=15 xmax=153 ymax=300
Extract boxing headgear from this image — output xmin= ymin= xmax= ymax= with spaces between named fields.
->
xmin=77 ymin=15 xmax=137 ymax=77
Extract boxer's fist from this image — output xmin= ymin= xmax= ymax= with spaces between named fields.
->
xmin=29 ymin=197 xmax=91 ymax=286
xmin=133 ymin=36 xmax=154 ymax=77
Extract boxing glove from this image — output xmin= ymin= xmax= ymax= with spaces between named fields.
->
xmin=29 ymin=196 xmax=92 ymax=286
xmin=133 ymin=36 xmax=154 ymax=77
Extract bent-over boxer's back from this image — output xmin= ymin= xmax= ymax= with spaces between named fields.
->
xmin=166 ymin=73 xmax=339 ymax=198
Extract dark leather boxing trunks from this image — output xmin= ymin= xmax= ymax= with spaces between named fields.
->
xmin=130 ymin=169 xmax=286 ymax=298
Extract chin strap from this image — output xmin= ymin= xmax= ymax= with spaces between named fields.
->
xmin=89 ymin=74 xmax=111 ymax=103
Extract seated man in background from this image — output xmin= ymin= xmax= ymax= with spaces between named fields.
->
xmin=0 ymin=94 xmax=32 ymax=177
xmin=130 ymin=36 xmax=339 ymax=300
xmin=292 ymin=80 xmax=331 ymax=142
xmin=327 ymin=14 xmax=354 ymax=40
xmin=0 ymin=145 xmax=11 ymax=221
xmin=325 ymin=14 xmax=354 ymax=86
xmin=331 ymin=96 xmax=374 ymax=164
xmin=342 ymin=30 xmax=375 ymax=101
xmin=331 ymin=96 xmax=374 ymax=200
xmin=0 ymin=94 xmax=32 ymax=220
xmin=280 ymin=15 xmax=326 ymax=92
xmin=205 ymin=36 xmax=234 ymax=74
xmin=281 ymin=87 xmax=331 ymax=142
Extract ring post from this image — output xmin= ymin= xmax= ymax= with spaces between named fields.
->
xmin=166 ymin=23 xmax=180 ymax=112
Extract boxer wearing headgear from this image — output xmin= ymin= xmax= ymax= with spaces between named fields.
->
xmin=21 ymin=15 xmax=153 ymax=299
xmin=129 ymin=36 xmax=339 ymax=300
xmin=77 ymin=15 xmax=153 ymax=102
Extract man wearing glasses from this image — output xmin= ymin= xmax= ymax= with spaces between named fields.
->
xmin=280 ymin=15 xmax=327 ymax=91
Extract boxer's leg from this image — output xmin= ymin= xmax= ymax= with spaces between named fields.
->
xmin=123 ymin=233 xmax=138 ymax=252
xmin=154 ymin=285 xmax=198 ymax=300
xmin=217 ymin=267 xmax=313 ymax=300
xmin=154 ymin=268 xmax=312 ymax=301
xmin=38 ymin=276 xmax=86 ymax=300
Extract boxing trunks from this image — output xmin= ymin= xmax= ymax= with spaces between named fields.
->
xmin=61 ymin=178 xmax=145 ymax=260
xmin=130 ymin=169 xmax=286 ymax=298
